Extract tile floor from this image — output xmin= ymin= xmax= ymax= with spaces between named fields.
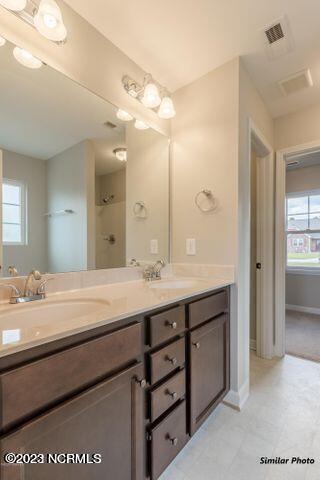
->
xmin=160 ymin=353 xmax=320 ymax=480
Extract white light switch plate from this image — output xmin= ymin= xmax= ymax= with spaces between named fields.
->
xmin=150 ymin=239 xmax=158 ymax=254
xmin=186 ymin=238 xmax=196 ymax=255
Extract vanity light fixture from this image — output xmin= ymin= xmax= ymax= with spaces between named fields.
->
xmin=0 ymin=0 xmax=26 ymax=11
xmin=0 ymin=35 xmax=6 ymax=46
xmin=122 ymin=74 xmax=176 ymax=119
xmin=13 ymin=46 xmax=42 ymax=69
xmin=34 ymin=0 xmax=67 ymax=42
xmin=141 ymin=81 xmax=161 ymax=108
xmin=134 ymin=119 xmax=149 ymax=130
xmin=113 ymin=147 xmax=127 ymax=162
xmin=0 ymin=0 xmax=67 ymax=44
xmin=158 ymin=96 xmax=176 ymax=119
xmin=116 ymin=109 xmax=133 ymax=122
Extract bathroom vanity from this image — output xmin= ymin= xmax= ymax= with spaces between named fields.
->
xmin=0 ymin=282 xmax=230 ymax=480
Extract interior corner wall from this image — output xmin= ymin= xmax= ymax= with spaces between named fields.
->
xmin=0 ymin=2 xmax=169 ymax=137
xmin=275 ymin=102 xmax=320 ymax=313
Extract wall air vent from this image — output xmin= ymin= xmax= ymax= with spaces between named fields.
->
xmin=279 ymin=69 xmax=313 ymax=96
xmin=103 ymin=121 xmax=117 ymax=129
xmin=265 ymin=23 xmax=284 ymax=44
xmin=263 ymin=16 xmax=293 ymax=59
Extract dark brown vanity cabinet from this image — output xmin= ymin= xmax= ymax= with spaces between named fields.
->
xmin=188 ymin=292 xmax=230 ymax=435
xmin=0 ymin=363 xmax=145 ymax=480
xmin=0 ymin=286 xmax=230 ymax=480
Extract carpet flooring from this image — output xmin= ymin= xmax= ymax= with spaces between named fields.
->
xmin=286 ymin=309 xmax=320 ymax=362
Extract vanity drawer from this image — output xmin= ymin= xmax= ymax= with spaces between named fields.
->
xmin=188 ymin=290 xmax=228 ymax=329
xmin=149 ymin=338 xmax=185 ymax=385
xmin=0 ymin=323 xmax=142 ymax=431
xmin=150 ymin=400 xmax=187 ymax=480
xmin=148 ymin=305 xmax=185 ymax=347
xmin=150 ymin=369 xmax=185 ymax=422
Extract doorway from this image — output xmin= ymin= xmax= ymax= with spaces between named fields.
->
xmin=276 ymin=142 xmax=320 ymax=360
xmin=249 ymin=121 xmax=274 ymax=359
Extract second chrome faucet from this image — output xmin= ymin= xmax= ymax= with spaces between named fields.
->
xmin=0 ymin=270 xmax=53 ymax=304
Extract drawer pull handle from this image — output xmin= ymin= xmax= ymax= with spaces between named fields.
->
xmin=167 ymin=435 xmax=178 ymax=446
xmin=193 ymin=342 xmax=201 ymax=349
xmin=166 ymin=355 xmax=177 ymax=366
xmin=166 ymin=320 xmax=177 ymax=329
xmin=135 ymin=378 xmax=147 ymax=388
xmin=165 ymin=389 xmax=178 ymax=400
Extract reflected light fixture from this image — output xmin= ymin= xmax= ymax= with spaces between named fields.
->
xmin=0 ymin=36 xmax=6 ymax=46
xmin=141 ymin=81 xmax=161 ymax=108
xmin=116 ymin=109 xmax=133 ymax=122
xmin=34 ymin=0 xmax=67 ymax=42
xmin=113 ymin=147 xmax=127 ymax=162
xmin=13 ymin=46 xmax=42 ymax=69
xmin=134 ymin=119 xmax=149 ymax=130
xmin=0 ymin=0 xmax=26 ymax=11
xmin=158 ymin=96 xmax=176 ymax=119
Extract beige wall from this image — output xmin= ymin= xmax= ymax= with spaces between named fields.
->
xmin=96 ymin=169 xmax=126 ymax=206
xmin=275 ymin=102 xmax=320 ymax=150
xmin=171 ymin=58 xmax=239 ymax=265
xmin=126 ymin=123 xmax=169 ymax=264
xmin=0 ymin=2 xmax=169 ymax=137
xmin=2 ymin=149 xmax=47 ymax=275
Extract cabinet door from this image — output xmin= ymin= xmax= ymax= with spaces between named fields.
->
xmin=189 ymin=314 xmax=229 ymax=434
xmin=0 ymin=363 xmax=145 ymax=480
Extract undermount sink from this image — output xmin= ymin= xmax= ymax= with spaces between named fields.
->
xmin=149 ymin=279 xmax=205 ymax=290
xmin=0 ymin=298 xmax=111 ymax=329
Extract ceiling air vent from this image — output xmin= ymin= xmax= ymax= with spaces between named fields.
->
xmin=279 ymin=69 xmax=313 ymax=96
xmin=263 ymin=16 xmax=293 ymax=59
xmin=265 ymin=23 xmax=284 ymax=44
xmin=103 ymin=121 xmax=117 ymax=129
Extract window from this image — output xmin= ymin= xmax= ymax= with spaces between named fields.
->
xmin=2 ymin=179 xmax=27 ymax=245
xmin=286 ymin=190 xmax=320 ymax=270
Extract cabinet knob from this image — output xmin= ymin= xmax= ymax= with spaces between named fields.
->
xmin=165 ymin=389 xmax=177 ymax=400
xmin=167 ymin=436 xmax=178 ymax=446
xmin=136 ymin=378 xmax=147 ymax=388
xmin=166 ymin=355 xmax=177 ymax=366
xmin=193 ymin=342 xmax=201 ymax=349
xmin=166 ymin=320 xmax=177 ymax=329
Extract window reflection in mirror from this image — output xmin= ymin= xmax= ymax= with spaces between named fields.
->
xmin=0 ymin=39 xmax=169 ymax=276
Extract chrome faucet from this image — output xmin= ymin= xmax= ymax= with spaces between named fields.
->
xmin=24 ymin=270 xmax=42 ymax=297
xmin=143 ymin=260 xmax=165 ymax=281
xmin=0 ymin=270 xmax=53 ymax=304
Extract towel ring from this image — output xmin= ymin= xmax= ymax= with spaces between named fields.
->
xmin=195 ymin=189 xmax=217 ymax=213
xmin=133 ymin=201 xmax=147 ymax=218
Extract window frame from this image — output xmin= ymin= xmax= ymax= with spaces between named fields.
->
xmin=2 ymin=178 xmax=27 ymax=246
xmin=286 ymin=188 xmax=320 ymax=275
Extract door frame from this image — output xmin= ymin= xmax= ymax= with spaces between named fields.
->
xmin=249 ymin=119 xmax=274 ymax=359
xmin=275 ymin=139 xmax=320 ymax=357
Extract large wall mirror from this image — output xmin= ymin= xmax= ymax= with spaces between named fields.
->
xmin=0 ymin=39 xmax=170 ymax=277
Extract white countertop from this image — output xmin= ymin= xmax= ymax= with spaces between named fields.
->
xmin=0 ymin=276 xmax=232 ymax=358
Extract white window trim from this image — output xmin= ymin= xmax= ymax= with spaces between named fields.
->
xmin=286 ymin=188 xmax=320 ymax=274
xmin=2 ymin=178 xmax=27 ymax=246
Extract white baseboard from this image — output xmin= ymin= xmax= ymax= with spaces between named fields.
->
xmin=223 ymin=379 xmax=250 ymax=411
xmin=250 ymin=339 xmax=256 ymax=351
xmin=286 ymin=304 xmax=320 ymax=316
